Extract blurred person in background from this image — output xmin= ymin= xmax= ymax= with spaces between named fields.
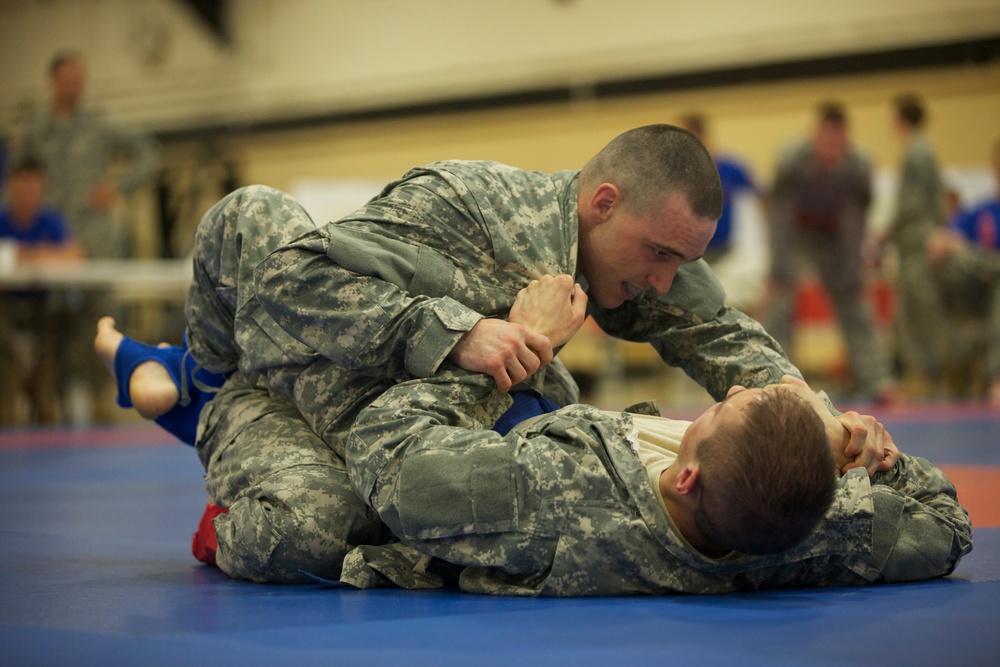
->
xmin=0 ymin=159 xmax=84 ymax=425
xmin=764 ymin=102 xmax=897 ymax=404
xmin=9 ymin=50 xmax=161 ymax=424
xmin=882 ymin=94 xmax=951 ymax=399
xmin=679 ymin=113 xmax=769 ymax=315
xmin=926 ymin=137 xmax=1000 ymax=407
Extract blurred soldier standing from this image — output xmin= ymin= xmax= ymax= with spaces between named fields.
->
xmin=10 ymin=51 xmax=161 ymax=423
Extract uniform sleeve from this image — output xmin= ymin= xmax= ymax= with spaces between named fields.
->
xmin=951 ymin=206 xmax=1000 ymax=280
xmin=767 ymin=150 xmax=797 ymax=285
xmin=868 ymin=454 xmax=974 ymax=582
xmin=892 ymin=150 xmax=929 ymax=230
xmin=254 ymin=227 xmax=485 ymax=380
xmin=345 ymin=370 xmax=509 ymax=523
xmin=950 ymin=244 xmax=1000 ymax=282
xmin=732 ymin=455 xmax=972 ymax=590
xmin=106 ymin=121 xmax=161 ymax=194
xmin=591 ymin=259 xmax=800 ymax=402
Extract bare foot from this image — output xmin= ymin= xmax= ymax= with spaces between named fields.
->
xmin=94 ymin=317 xmax=179 ymax=420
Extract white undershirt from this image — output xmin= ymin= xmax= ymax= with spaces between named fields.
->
xmin=620 ymin=413 xmax=691 ymax=520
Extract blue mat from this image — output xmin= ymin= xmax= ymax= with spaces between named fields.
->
xmin=1 ymin=412 xmax=998 ymax=667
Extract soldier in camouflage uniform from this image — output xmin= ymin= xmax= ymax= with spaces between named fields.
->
xmin=11 ymin=51 xmax=161 ymax=421
xmin=179 ymin=186 xmax=394 ymax=582
xmin=12 ymin=52 xmax=161 ymax=260
xmin=334 ymin=275 xmax=971 ymax=595
xmin=884 ymin=95 xmax=951 ymax=395
xmin=168 ymin=125 xmax=893 ymax=582
xmin=765 ymin=103 xmax=895 ymax=401
xmin=339 ymin=364 xmax=972 ymax=595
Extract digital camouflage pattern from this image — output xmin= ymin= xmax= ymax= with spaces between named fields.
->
xmin=197 ymin=373 xmax=392 ymax=583
xmin=252 ymin=160 xmax=801 ymax=456
xmin=181 ymin=161 xmax=924 ymax=586
xmin=15 ymin=108 xmax=161 ymax=259
xmin=185 ymin=186 xmax=392 ymax=582
xmin=888 ymin=133 xmax=953 ymax=382
xmin=934 ymin=237 xmax=1000 ymax=379
xmin=766 ymin=142 xmax=893 ymax=399
xmin=341 ymin=371 xmax=973 ymax=596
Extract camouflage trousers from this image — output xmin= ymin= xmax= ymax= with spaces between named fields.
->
xmin=185 ymin=186 xmax=392 ymax=582
xmin=934 ymin=249 xmax=1000 ymax=381
xmin=765 ymin=227 xmax=893 ymax=399
xmin=893 ymin=250 xmax=952 ymax=381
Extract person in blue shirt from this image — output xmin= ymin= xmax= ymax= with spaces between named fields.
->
xmin=0 ymin=159 xmax=82 ymax=253
xmin=0 ymin=159 xmax=84 ymax=424
xmin=679 ymin=114 xmax=768 ymax=313
xmin=927 ymin=138 xmax=1000 ymax=407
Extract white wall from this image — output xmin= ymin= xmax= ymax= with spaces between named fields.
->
xmin=1 ymin=0 xmax=999 ymax=133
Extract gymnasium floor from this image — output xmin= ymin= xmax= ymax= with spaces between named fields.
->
xmin=1 ymin=404 xmax=998 ymax=667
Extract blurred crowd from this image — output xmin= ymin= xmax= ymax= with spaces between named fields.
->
xmin=1 ymin=51 xmax=998 ymax=427
xmin=680 ymin=100 xmax=999 ymax=407
xmin=1 ymin=51 xmax=161 ymax=426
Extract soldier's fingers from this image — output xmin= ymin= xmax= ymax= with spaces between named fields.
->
xmin=523 ymin=330 xmax=553 ymax=367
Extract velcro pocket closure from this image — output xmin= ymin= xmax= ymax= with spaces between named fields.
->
xmin=395 ymin=442 xmax=518 ymax=540
xmin=407 ymin=245 xmax=458 ymax=299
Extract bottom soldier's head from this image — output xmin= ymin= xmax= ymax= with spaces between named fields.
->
xmin=673 ymin=382 xmax=837 ymax=555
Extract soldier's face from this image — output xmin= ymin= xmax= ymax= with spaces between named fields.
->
xmin=814 ymin=121 xmax=847 ymax=169
xmin=8 ymin=170 xmax=45 ymax=214
xmin=51 ymin=58 xmax=85 ymax=109
xmin=577 ymin=192 xmax=715 ymax=309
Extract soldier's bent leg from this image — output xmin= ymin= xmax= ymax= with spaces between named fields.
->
xmin=198 ymin=375 xmax=392 ymax=583
xmin=185 ymin=185 xmax=317 ymax=375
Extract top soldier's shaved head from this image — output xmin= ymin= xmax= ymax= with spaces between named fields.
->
xmin=579 ymin=124 xmax=723 ymax=222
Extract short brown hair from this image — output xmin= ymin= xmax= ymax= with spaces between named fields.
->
xmin=580 ymin=124 xmax=723 ymax=221
xmin=895 ymin=94 xmax=926 ymax=128
xmin=692 ymin=390 xmax=836 ymax=555
xmin=7 ymin=157 xmax=46 ymax=178
xmin=817 ymin=101 xmax=847 ymax=126
xmin=48 ymin=50 xmax=82 ymax=76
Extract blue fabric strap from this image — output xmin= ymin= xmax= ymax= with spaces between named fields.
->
xmin=112 ymin=336 xmax=228 ymax=445
xmin=492 ymin=390 xmax=560 ymax=436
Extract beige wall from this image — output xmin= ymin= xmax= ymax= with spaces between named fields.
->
xmin=186 ymin=61 xmax=1000 ymax=200
xmin=3 ymin=0 xmax=999 ymax=133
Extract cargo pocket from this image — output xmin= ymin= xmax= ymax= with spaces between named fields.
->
xmin=395 ymin=443 xmax=519 ymax=541
xmin=213 ymin=496 xmax=284 ymax=581
xmin=408 ymin=245 xmax=457 ymax=299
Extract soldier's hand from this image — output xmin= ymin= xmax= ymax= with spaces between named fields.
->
xmin=839 ymin=411 xmax=899 ymax=476
xmin=926 ymin=228 xmax=964 ymax=265
xmin=508 ymin=274 xmax=588 ymax=348
xmin=448 ymin=319 xmax=553 ymax=391
xmin=775 ymin=376 xmax=899 ymax=476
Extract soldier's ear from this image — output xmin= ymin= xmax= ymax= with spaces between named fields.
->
xmin=675 ymin=464 xmax=701 ymax=497
xmin=589 ymin=183 xmax=620 ymax=222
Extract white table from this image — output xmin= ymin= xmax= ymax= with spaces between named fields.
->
xmin=0 ymin=259 xmax=192 ymax=300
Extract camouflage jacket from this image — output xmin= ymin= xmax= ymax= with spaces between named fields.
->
xmin=769 ymin=141 xmax=872 ymax=285
xmin=252 ymin=161 xmax=799 ymax=453
xmin=888 ymin=133 xmax=946 ymax=253
xmin=340 ymin=373 xmax=974 ymax=596
xmin=14 ymin=108 xmax=161 ymax=257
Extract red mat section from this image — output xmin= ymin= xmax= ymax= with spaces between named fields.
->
xmin=938 ymin=464 xmax=1000 ymax=528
